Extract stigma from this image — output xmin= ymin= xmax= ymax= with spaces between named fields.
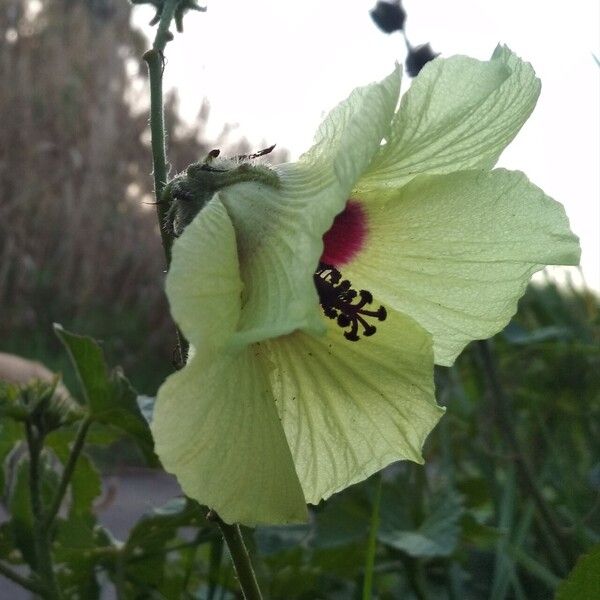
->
xmin=313 ymin=263 xmax=387 ymax=341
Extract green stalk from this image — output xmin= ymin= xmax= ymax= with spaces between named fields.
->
xmin=143 ymin=0 xmax=187 ymax=364
xmin=25 ymin=424 xmax=61 ymax=599
xmin=143 ymin=0 xmax=179 ymax=265
xmin=44 ymin=416 xmax=93 ymax=528
xmin=209 ymin=512 xmax=263 ymax=600
xmin=362 ymin=475 xmax=382 ymax=600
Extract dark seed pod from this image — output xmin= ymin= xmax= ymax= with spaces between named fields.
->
xmin=370 ymin=1 xmax=406 ymax=34
xmin=406 ymin=43 xmax=439 ymax=77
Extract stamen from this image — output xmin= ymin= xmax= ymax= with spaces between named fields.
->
xmin=313 ymin=262 xmax=387 ymax=341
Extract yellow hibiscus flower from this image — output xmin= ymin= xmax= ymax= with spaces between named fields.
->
xmin=151 ymin=46 xmax=580 ymax=526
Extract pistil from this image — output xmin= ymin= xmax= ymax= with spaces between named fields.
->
xmin=313 ymin=263 xmax=387 ymax=341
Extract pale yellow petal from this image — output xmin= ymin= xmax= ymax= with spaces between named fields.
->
xmin=344 ymin=169 xmax=580 ymax=365
xmin=152 ymin=347 xmax=307 ymax=526
xmin=219 ymin=68 xmax=402 ymax=347
xmin=166 ymin=197 xmax=242 ymax=348
xmin=359 ymin=46 xmax=541 ymax=190
xmin=262 ymin=308 xmax=443 ymax=504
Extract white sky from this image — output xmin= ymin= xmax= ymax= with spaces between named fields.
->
xmin=134 ymin=0 xmax=599 ymax=290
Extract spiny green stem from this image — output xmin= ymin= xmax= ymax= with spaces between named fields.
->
xmin=25 ymin=424 xmax=61 ymax=599
xmin=143 ymin=0 xmax=188 ymax=364
xmin=143 ymin=0 xmax=179 ymax=265
xmin=143 ymin=50 xmax=172 ymax=263
xmin=476 ymin=340 xmax=576 ymax=569
xmin=209 ymin=512 xmax=263 ymax=600
xmin=44 ymin=416 xmax=93 ymax=528
xmin=0 ymin=561 xmax=45 ymax=595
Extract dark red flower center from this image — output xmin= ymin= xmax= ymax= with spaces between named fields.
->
xmin=321 ymin=200 xmax=367 ymax=267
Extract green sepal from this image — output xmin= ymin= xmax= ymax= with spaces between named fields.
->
xmin=130 ymin=0 xmax=206 ymax=31
xmin=164 ymin=151 xmax=280 ymax=237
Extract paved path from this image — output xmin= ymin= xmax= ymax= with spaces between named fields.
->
xmin=0 ymin=469 xmax=182 ymax=599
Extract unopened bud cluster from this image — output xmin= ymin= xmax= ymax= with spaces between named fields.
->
xmin=0 ymin=379 xmax=84 ymax=434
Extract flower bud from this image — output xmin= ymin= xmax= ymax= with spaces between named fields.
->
xmin=406 ymin=43 xmax=439 ymax=77
xmin=0 ymin=378 xmax=84 ymax=433
xmin=370 ymin=1 xmax=406 ymax=34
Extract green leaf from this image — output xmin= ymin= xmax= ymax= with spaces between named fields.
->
xmin=54 ymin=516 xmax=96 ymax=555
xmin=457 ymin=476 xmax=492 ymax=509
xmin=47 ymin=431 xmax=102 ymax=517
xmin=122 ymin=498 xmax=208 ymax=589
xmin=502 ymin=323 xmax=573 ymax=345
xmin=460 ymin=514 xmax=503 ymax=548
xmin=53 ymin=516 xmax=101 ymax=599
xmin=312 ymin=542 xmax=367 ymax=579
xmin=255 ymin=524 xmax=311 ymax=555
xmin=555 ymin=545 xmax=600 ymax=600
xmin=313 ymin=490 xmax=370 ymax=549
xmin=54 ymin=324 xmax=156 ymax=465
xmin=8 ymin=454 xmax=59 ymax=568
xmin=65 ymin=454 xmax=101 ymax=518
xmin=0 ymin=522 xmax=19 ymax=563
xmin=8 ymin=458 xmax=34 ymax=565
xmin=491 ymin=467 xmax=531 ymax=600
xmin=263 ymin=547 xmax=321 ymax=599
xmin=56 ymin=558 xmax=100 ymax=600
xmin=378 ymin=488 xmax=464 ymax=558
xmin=126 ymin=498 xmax=206 ymax=550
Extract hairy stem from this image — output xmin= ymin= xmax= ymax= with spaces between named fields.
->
xmin=209 ymin=512 xmax=263 ymax=600
xmin=45 ymin=416 xmax=93 ymax=528
xmin=25 ymin=424 xmax=61 ymax=599
xmin=142 ymin=0 xmax=177 ymax=264
xmin=143 ymin=0 xmax=188 ymax=364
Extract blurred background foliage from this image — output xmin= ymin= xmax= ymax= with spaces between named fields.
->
xmin=0 ymin=0 xmax=599 ymax=598
xmin=0 ymin=0 xmax=280 ymax=394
